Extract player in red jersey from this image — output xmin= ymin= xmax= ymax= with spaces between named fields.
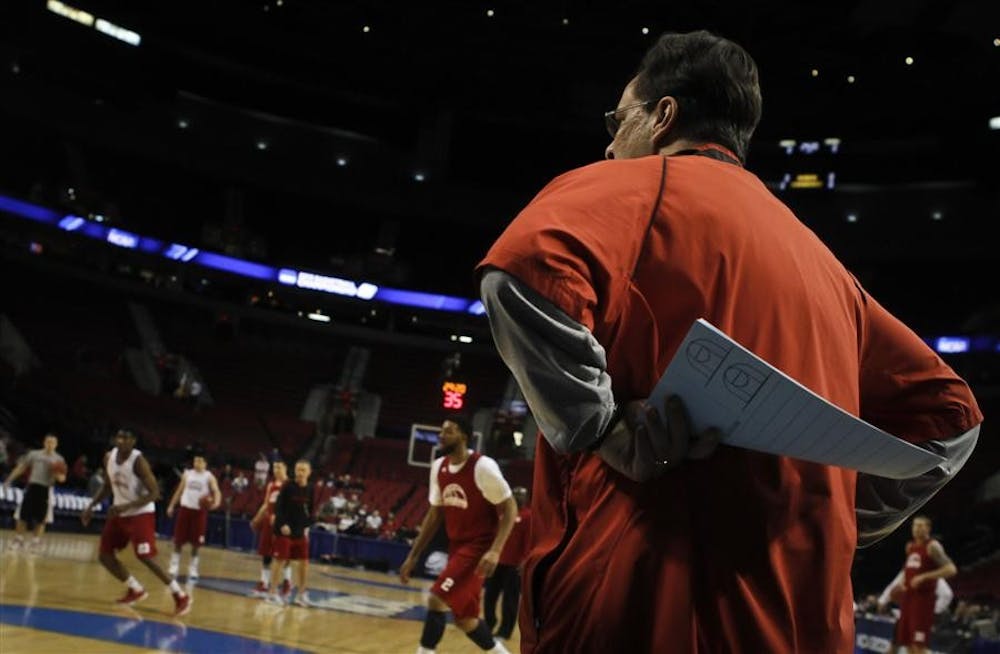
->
xmin=893 ymin=516 xmax=957 ymax=653
xmin=81 ymin=429 xmax=191 ymax=616
xmin=249 ymin=460 xmax=291 ymax=597
xmin=400 ymin=415 xmax=517 ymax=654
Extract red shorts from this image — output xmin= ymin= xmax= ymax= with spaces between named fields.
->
xmin=895 ymin=590 xmax=936 ymax=646
xmin=273 ymin=535 xmax=309 ymax=561
xmin=173 ymin=506 xmax=208 ymax=547
xmin=430 ymin=546 xmax=488 ymax=621
xmin=100 ymin=512 xmax=158 ymax=559
xmin=257 ymin=521 xmax=276 ymax=557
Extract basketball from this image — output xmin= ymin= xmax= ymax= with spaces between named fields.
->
xmin=50 ymin=460 xmax=68 ymax=476
xmin=250 ymin=513 xmax=264 ymax=531
xmin=199 ymin=495 xmax=214 ymax=509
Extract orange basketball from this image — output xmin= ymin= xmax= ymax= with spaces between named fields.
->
xmin=200 ymin=495 xmax=214 ymax=509
xmin=51 ymin=460 xmax=68 ymax=476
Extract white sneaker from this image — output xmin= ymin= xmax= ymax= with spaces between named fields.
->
xmin=168 ymin=563 xmax=179 ymax=577
xmin=293 ymin=592 xmax=311 ymax=607
xmin=265 ymin=593 xmax=286 ymax=606
xmin=489 ymin=639 xmax=511 ymax=654
xmin=187 ymin=568 xmax=199 ymax=582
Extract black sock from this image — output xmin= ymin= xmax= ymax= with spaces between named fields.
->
xmin=420 ymin=610 xmax=447 ymax=649
xmin=465 ymin=620 xmax=496 ymax=650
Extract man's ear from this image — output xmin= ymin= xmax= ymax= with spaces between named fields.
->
xmin=650 ymin=96 xmax=680 ymax=150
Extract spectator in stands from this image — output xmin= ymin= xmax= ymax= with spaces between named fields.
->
xmin=323 ymin=472 xmax=336 ymax=488
xmin=71 ymin=454 xmax=90 ymax=489
xmin=232 ymin=471 xmax=249 ymax=494
xmin=358 ymin=503 xmax=370 ymax=520
xmin=253 ymin=454 xmax=269 ymax=490
xmin=365 ymin=510 xmax=383 ymax=535
xmin=350 ymin=476 xmax=365 ymax=491
xmin=332 ymin=491 xmax=347 ymax=512
xmin=346 ymin=492 xmax=360 ymax=514
xmin=221 ymin=463 xmax=234 ymax=484
xmin=337 ymin=512 xmax=357 ymax=535
xmin=380 ymin=511 xmax=398 ymax=540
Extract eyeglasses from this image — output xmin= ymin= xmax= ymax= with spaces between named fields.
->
xmin=604 ymin=100 xmax=656 ymax=138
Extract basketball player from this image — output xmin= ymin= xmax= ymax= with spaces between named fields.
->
xmin=484 ymin=486 xmax=530 ymax=641
xmin=399 ymin=416 xmax=517 ymax=654
xmin=81 ymin=429 xmax=191 ymax=616
xmin=892 ymin=516 xmax=957 ymax=653
xmin=165 ymin=450 xmax=221 ymax=582
xmin=268 ymin=459 xmax=313 ymax=607
xmin=250 ymin=460 xmax=292 ymax=597
xmin=3 ymin=433 xmax=66 ymax=552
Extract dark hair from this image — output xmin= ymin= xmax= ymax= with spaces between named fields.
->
xmin=445 ymin=413 xmax=474 ymax=441
xmin=913 ymin=514 xmax=932 ymax=526
xmin=634 ymin=30 xmax=761 ymax=162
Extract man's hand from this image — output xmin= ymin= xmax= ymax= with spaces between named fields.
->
xmin=598 ymin=395 xmax=722 ymax=483
xmin=399 ymin=556 xmax=415 ymax=584
xmin=81 ymin=506 xmax=93 ymax=527
xmin=910 ymin=574 xmax=926 ymax=589
xmin=477 ymin=550 xmax=500 ymax=578
xmin=108 ymin=504 xmax=125 ymax=517
xmin=166 ymin=505 xmax=175 ymax=518
xmin=280 ymin=524 xmax=291 ymax=536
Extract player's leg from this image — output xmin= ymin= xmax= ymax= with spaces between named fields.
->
xmin=268 ymin=557 xmax=288 ymax=604
xmin=130 ymin=513 xmax=191 ymax=614
xmin=428 ymin=551 xmax=509 ymax=654
xmin=189 ymin=544 xmax=200 ymax=580
xmin=98 ymin=515 xmax=149 ymax=605
xmin=483 ymin=571 xmax=502 ymax=633
xmin=187 ymin=508 xmax=207 ymax=580
xmin=417 ymin=593 xmax=450 ymax=654
xmin=292 ymin=557 xmax=310 ymax=606
xmin=497 ymin=565 xmax=521 ymax=639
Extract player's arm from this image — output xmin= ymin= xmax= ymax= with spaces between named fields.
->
xmin=877 ymin=570 xmax=905 ymax=610
xmin=2 ymin=458 xmax=28 ymax=487
xmin=166 ymin=472 xmax=186 ymax=517
xmin=111 ymin=454 xmax=159 ymax=517
xmin=81 ymin=453 xmax=111 ymax=525
xmin=914 ymin=541 xmax=958 ymax=587
xmin=399 ymin=506 xmax=444 ymax=584
xmin=209 ymin=474 xmax=222 ymax=510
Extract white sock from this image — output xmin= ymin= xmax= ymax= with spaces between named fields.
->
xmin=190 ymin=556 xmax=199 ymax=571
xmin=488 ymin=641 xmax=511 ymax=654
xmin=284 ymin=567 xmax=292 ymax=582
xmin=260 ymin=568 xmax=270 ymax=585
xmin=416 ymin=648 xmax=436 ymax=654
xmin=13 ymin=535 xmax=24 ymax=543
xmin=125 ymin=576 xmax=144 ymax=592
xmin=168 ymin=580 xmax=183 ymax=594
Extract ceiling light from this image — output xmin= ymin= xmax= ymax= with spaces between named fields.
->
xmin=994 ymin=38 xmax=999 ymax=47
xmin=846 ymin=213 xmax=858 ymax=223
xmin=905 ymin=56 xmax=914 ymax=65
xmin=177 ymin=118 xmax=189 ymax=129
xmin=990 ymin=116 xmax=1000 ymax=130
xmin=413 ymin=172 xmax=426 ymax=182
xmin=486 ymin=9 xmax=494 ymax=17
xmin=811 ymin=69 xmax=819 ymax=77
xmin=931 ymin=211 xmax=943 ymax=221
xmin=562 ymin=18 xmax=569 ymax=25
xmin=336 ymin=157 xmax=348 ymax=167
xmin=847 ymin=75 xmax=855 ymax=83
xmin=256 ymin=140 xmax=268 ymax=151
xmin=362 ymin=25 xmax=371 ymax=33
xmin=641 ymin=27 xmax=650 ymax=35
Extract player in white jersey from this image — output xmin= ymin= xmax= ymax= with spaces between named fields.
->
xmin=82 ymin=429 xmax=191 ymax=616
xmin=166 ymin=449 xmax=221 ymax=582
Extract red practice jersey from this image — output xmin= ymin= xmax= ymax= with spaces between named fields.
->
xmin=437 ymin=452 xmax=498 ymax=549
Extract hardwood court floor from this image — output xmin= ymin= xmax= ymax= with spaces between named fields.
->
xmin=0 ymin=530 xmax=521 ymax=653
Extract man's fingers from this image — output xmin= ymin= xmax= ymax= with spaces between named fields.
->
xmin=660 ymin=396 xmax=692 ymax=466
xmin=688 ymin=427 xmax=723 ymax=460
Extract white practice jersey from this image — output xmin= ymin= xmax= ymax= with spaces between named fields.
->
xmin=179 ymin=469 xmax=216 ymax=510
xmin=107 ymin=447 xmax=155 ymax=517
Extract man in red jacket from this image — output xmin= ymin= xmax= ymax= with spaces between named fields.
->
xmin=484 ymin=486 xmax=530 ymax=641
xmin=478 ymin=29 xmax=982 ymax=653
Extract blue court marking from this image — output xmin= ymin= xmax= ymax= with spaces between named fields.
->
xmin=318 ymin=571 xmax=430 ymax=592
xmin=0 ymin=604 xmax=312 ymax=653
xmin=196 ymin=576 xmax=434 ymax=622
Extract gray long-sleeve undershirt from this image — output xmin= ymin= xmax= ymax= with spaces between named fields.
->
xmin=480 ymin=268 xmax=980 ymax=546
